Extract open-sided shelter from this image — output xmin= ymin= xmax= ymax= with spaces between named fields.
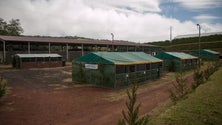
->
xmin=155 ymin=52 xmax=198 ymax=72
xmin=72 ymin=52 xmax=163 ymax=88
xmin=13 ymin=53 xmax=62 ymax=69
xmin=192 ymin=49 xmax=219 ymax=61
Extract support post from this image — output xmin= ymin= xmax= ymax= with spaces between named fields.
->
xmin=3 ymin=41 xmax=6 ymax=63
xmin=66 ymin=43 xmax=69 ymax=61
xmin=197 ymin=24 xmax=201 ymax=68
xmin=81 ymin=44 xmax=84 ymax=56
xmin=28 ymin=42 xmax=30 ymax=54
xmin=48 ymin=43 xmax=51 ymax=54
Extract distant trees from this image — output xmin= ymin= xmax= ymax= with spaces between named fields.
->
xmin=0 ymin=18 xmax=23 ymax=36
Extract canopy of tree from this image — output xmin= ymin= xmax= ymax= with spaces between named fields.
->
xmin=0 ymin=18 xmax=23 ymax=36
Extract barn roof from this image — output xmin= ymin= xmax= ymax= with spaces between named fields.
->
xmin=75 ymin=52 xmax=162 ymax=65
xmin=0 ymin=35 xmax=155 ymax=47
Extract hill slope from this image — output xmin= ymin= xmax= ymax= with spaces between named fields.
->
xmin=148 ymin=67 xmax=222 ymax=125
xmin=148 ymin=34 xmax=222 ymax=53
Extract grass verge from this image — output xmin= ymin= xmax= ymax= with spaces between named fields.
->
xmin=148 ymin=67 xmax=222 ymax=125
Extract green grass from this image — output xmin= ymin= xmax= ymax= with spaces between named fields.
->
xmin=148 ymin=67 xmax=222 ymax=125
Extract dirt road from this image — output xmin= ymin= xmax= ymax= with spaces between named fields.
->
xmin=0 ymin=67 xmax=193 ymax=125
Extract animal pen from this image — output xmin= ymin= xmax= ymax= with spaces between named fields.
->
xmin=155 ymin=52 xmax=198 ymax=72
xmin=192 ymin=49 xmax=219 ymax=61
xmin=12 ymin=53 xmax=62 ymax=69
xmin=72 ymin=52 xmax=163 ymax=88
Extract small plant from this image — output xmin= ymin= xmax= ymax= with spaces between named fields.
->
xmin=204 ymin=65 xmax=213 ymax=81
xmin=169 ymin=71 xmax=187 ymax=103
xmin=0 ymin=76 xmax=7 ymax=99
xmin=193 ymin=68 xmax=204 ymax=89
xmin=118 ymin=84 xmax=149 ymax=125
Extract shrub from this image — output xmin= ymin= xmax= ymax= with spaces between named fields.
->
xmin=118 ymin=84 xmax=149 ymax=125
xmin=204 ymin=65 xmax=214 ymax=81
xmin=193 ymin=69 xmax=204 ymax=89
xmin=169 ymin=72 xmax=187 ymax=103
xmin=0 ymin=76 xmax=7 ymax=99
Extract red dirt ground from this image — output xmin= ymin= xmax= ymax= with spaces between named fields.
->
xmin=0 ymin=66 xmax=194 ymax=125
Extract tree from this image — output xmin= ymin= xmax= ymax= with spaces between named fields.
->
xmin=169 ymin=71 xmax=187 ymax=103
xmin=118 ymin=84 xmax=149 ymax=125
xmin=0 ymin=18 xmax=23 ymax=36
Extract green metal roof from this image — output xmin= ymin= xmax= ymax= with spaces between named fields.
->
xmin=15 ymin=53 xmax=62 ymax=58
xmin=202 ymin=49 xmax=219 ymax=54
xmin=155 ymin=52 xmax=198 ymax=60
xmin=75 ymin=52 xmax=162 ymax=65
xmin=192 ymin=49 xmax=219 ymax=55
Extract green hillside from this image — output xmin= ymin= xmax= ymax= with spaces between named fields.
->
xmin=148 ymin=67 xmax=222 ymax=125
xmin=148 ymin=34 xmax=222 ymax=53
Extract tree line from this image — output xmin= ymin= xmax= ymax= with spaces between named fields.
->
xmin=0 ymin=18 xmax=23 ymax=36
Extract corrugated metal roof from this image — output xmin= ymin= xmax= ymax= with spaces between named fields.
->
xmin=165 ymin=52 xmax=198 ymax=60
xmin=75 ymin=52 xmax=162 ymax=65
xmin=15 ymin=53 xmax=62 ymax=58
xmin=0 ymin=35 xmax=156 ymax=47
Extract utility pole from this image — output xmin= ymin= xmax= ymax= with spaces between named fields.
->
xmin=111 ymin=33 xmax=114 ymax=51
xmin=170 ymin=26 xmax=172 ymax=42
xmin=197 ymin=24 xmax=201 ymax=68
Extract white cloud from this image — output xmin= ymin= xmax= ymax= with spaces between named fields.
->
xmin=175 ymin=0 xmax=222 ymax=9
xmin=0 ymin=0 xmax=221 ymax=42
xmin=82 ymin=0 xmax=161 ymax=13
xmin=194 ymin=14 xmax=220 ymax=23
xmin=194 ymin=14 xmax=219 ymax=20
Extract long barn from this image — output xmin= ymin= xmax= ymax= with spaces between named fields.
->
xmin=0 ymin=35 xmax=162 ymax=63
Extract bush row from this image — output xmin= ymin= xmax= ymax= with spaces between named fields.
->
xmin=193 ymin=61 xmax=222 ymax=89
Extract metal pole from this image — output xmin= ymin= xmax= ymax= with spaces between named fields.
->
xmin=48 ymin=43 xmax=51 ymax=54
xmin=66 ymin=43 xmax=69 ymax=60
xmin=81 ymin=44 xmax=84 ymax=56
xmin=3 ymin=41 xmax=6 ymax=63
xmin=170 ymin=26 xmax=172 ymax=42
xmin=111 ymin=33 xmax=114 ymax=51
xmin=28 ymin=42 xmax=30 ymax=54
xmin=197 ymin=24 xmax=201 ymax=68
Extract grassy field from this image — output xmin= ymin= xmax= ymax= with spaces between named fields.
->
xmin=148 ymin=67 xmax=222 ymax=125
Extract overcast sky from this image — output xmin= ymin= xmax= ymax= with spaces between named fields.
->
xmin=0 ymin=0 xmax=222 ymax=42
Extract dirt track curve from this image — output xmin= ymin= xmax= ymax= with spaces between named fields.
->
xmin=0 ymin=67 xmax=194 ymax=125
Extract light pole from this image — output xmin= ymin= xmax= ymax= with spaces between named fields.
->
xmin=197 ymin=24 xmax=201 ymax=68
xmin=111 ymin=33 xmax=114 ymax=51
